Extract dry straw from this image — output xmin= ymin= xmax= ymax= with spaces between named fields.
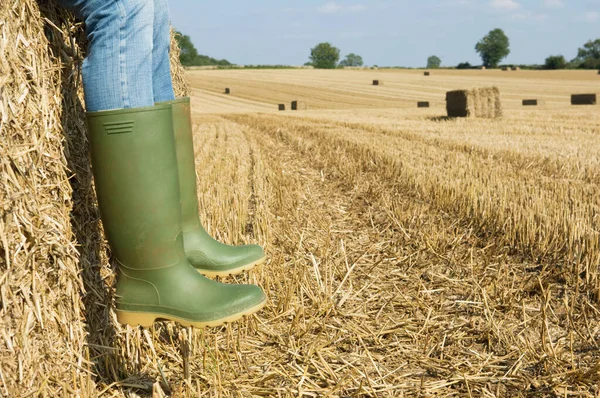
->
xmin=0 ymin=1 xmax=188 ymax=395
xmin=446 ymin=86 xmax=502 ymax=118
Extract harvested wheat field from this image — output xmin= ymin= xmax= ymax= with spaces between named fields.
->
xmin=173 ymin=68 xmax=600 ymax=397
xmin=3 ymin=14 xmax=600 ymax=395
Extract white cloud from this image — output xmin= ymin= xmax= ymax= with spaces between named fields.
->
xmin=489 ymin=0 xmax=521 ymax=11
xmin=543 ymin=0 xmax=563 ymax=8
xmin=511 ymin=12 xmax=548 ymax=21
xmin=439 ymin=0 xmax=470 ymax=6
xmin=318 ymin=2 xmax=367 ymax=14
xmin=584 ymin=11 xmax=600 ymax=22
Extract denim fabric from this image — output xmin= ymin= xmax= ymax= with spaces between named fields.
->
xmin=152 ymin=0 xmax=175 ymax=103
xmin=58 ymin=0 xmax=176 ymax=112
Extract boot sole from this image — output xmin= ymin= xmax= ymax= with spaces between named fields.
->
xmin=196 ymin=255 xmax=267 ymax=278
xmin=116 ymin=297 xmax=266 ymax=328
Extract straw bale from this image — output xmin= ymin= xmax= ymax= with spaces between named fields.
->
xmin=571 ymin=94 xmax=597 ymax=105
xmin=225 ymin=88 xmax=231 ymax=94
xmin=372 ymin=80 xmax=382 ymax=85
xmin=501 ymin=67 xmax=508 ymax=71
xmin=0 ymin=1 xmax=188 ymax=396
xmin=291 ymin=100 xmax=307 ymax=110
xmin=424 ymin=71 xmax=430 ymax=76
xmin=511 ymin=66 xmax=520 ymax=71
xmin=522 ymin=99 xmax=544 ymax=106
xmin=480 ymin=66 xmax=486 ymax=70
xmin=278 ymin=104 xmax=286 ymax=111
xmin=446 ymin=86 xmax=502 ymax=118
xmin=417 ymin=101 xmax=430 ymax=108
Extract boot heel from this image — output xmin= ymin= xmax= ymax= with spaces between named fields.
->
xmin=116 ymin=310 xmax=157 ymax=327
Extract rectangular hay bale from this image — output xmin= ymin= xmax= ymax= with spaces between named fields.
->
xmin=446 ymin=86 xmax=502 ymax=118
xmin=522 ymin=99 xmax=543 ymax=106
xmin=511 ymin=66 xmax=520 ymax=71
xmin=291 ymin=100 xmax=307 ymax=110
xmin=224 ymin=88 xmax=230 ymax=94
xmin=571 ymin=94 xmax=597 ymax=105
xmin=278 ymin=104 xmax=286 ymax=111
xmin=501 ymin=67 xmax=508 ymax=71
xmin=372 ymin=80 xmax=382 ymax=85
xmin=424 ymin=71 xmax=430 ymax=76
xmin=417 ymin=101 xmax=430 ymax=108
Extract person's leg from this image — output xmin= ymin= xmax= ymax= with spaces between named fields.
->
xmin=55 ymin=0 xmax=268 ymax=328
xmin=58 ymin=0 xmax=155 ymax=112
xmin=152 ymin=0 xmax=176 ymax=103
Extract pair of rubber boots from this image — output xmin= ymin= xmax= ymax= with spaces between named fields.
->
xmin=86 ymin=98 xmax=266 ymax=327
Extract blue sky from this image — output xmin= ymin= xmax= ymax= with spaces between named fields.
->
xmin=170 ymin=0 xmax=600 ymax=67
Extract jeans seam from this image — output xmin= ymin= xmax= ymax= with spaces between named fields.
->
xmin=116 ymin=0 xmax=129 ymax=108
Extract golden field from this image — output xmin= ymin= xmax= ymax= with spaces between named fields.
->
xmin=3 ymin=28 xmax=600 ymax=394
xmin=157 ymin=68 xmax=600 ymax=397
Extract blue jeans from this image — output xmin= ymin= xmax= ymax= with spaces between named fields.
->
xmin=58 ymin=0 xmax=176 ymax=112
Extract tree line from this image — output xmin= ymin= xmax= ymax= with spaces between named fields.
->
xmin=175 ymin=29 xmax=600 ymax=70
xmin=309 ymin=30 xmax=600 ymax=70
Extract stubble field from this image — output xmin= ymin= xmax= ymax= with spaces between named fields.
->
xmin=105 ymin=69 xmax=600 ymax=397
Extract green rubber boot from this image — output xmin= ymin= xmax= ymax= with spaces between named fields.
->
xmin=86 ymin=104 xmax=266 ymax=327
xmin=161 ymin=97 xmax=266 ymax=278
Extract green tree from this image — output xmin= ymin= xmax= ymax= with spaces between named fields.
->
xmin=475 ymin=28 xmax=510 ymax=68
xmin=309 ymin=42 xmax=340 ymax=69
xmin=339 ymin=53 xmax=364 ymax=67
xmin=544 ymin=55 xmax=566 ymax=70
xmin=427 ymin=55 xmax=442 ymax=69
xmin=572 ymin=39 xmax=600 ymax=69
xmin=174 ymin=30 xmax=231 ymax=66
xmin=456 ymin=62 xmax=472 ymax=69
xmin=175 ymin=31 xmax=199 ymax=65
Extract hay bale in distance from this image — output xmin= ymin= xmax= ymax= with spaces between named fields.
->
xmin=501 ymin=67 xmax=508 ymax=71
xmin=278 ymin=104 xmax=286 ymax=111
xmin=424 ymin=71 xmax=430 ymax=76
xmin=225 ymin=87 xmax=231 ymax=94
xmin=523 ymin=99 xmax=544 ymax=106
xmin=373 ymin=79 xmax=382 ymax=86
xmin=571 ymin=94 xmax=597 ymax=105
xmin=417 ymin=101 xmax=430 ymax=108
xmin=523 ymin=99 xmax=545 ymax=106
xmin=291 ymin=100 xmax=307 ymax=110
xmin=480 ymin=66 xmax=487 ymax=70
xmin=511 ymin=66 xmax=520 ymax=71
xmin=446 ymin=87 xmax=502 ymax=118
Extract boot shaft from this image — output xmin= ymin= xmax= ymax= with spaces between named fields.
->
xmin=86 ymin=104 xmax=185 ymax=270
xmin=168 ymin=97 xmax=202 ymax=232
